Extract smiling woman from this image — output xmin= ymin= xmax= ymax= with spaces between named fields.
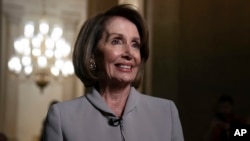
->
xmin=42 ymin=4 xmax=184 ymax=141
xmin=96 ymin=16 xmax=142 ymax=89
xmin=73 ymin=5 xmax=149 ymax=89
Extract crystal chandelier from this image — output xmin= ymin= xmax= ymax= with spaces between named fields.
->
xmin=7 ymin=20 xmax=74 ymax=91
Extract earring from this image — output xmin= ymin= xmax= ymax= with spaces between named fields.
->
xmin=89 ymin=59 xmax=96 ymax=71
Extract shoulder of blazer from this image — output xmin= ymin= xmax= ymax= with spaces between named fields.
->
xmin=52 ymin=96 xmax=89 ymax=113
xmin=135 ymin=93 xmax=178 ymax=114
xmin=138 ymin=93 xmax=174 ymax=106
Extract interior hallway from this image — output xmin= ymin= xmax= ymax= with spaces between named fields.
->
xmin=1 ymin=0 xmax=250 ymax=141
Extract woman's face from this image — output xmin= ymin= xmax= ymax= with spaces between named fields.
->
xmin=96 ymin=16 xmax=141 ymax=86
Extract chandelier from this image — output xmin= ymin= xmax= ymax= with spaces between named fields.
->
xmin=7 ymin=19 xmax=74 ymax=91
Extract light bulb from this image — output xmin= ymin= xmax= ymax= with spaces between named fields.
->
xmin=23 ymin=46 xmax=31 ymax=55
xmin=55 ymin=39 xmax=66 ymax=49
xmin=32 ymin=48 xmax=41 ymax=56
xmin=14 ymin=39 xmax=24 ymax=54
xmin=39 ymin=22 xmax=49 ymax=34
xmin=37 ymin=56 xmax=47 ymax=68
xmin=21 ymin=56 xmax=31 ymax=66
xmin=54 ymin=39 xmax=66 ymax=58
xmin=45 ymin=38 xmax=55 ymax=49
xmin=51 ymin=26 xmax=63 ymax=40
xmin=24 ymin=66 xmax=33 ymax=75
xmin=62 ymin=60 xmax=74 ymax=76
xmin=37 ymin=33 xmax=44 ymax=41
xmin=24 ymin=22 xmax=34 ymax=37
xmin=8 ymin=56 xmax=20 ymax=71
xmin=45 ymin=49 xmax=54 ymax=58
xmin=54 ymin=49 xmax=63 ymax=59
xmin=50 ymin=66 xmax=60 ymax=76
xmin=32 ymin=36 xmax=42 ymax=48
xmin=20 ymin=38 xmax=30 ymax=48
xmin=62 ymin=43 xmax=71 ymax=57
xmin=14 ymin=63 xmax=22 ymax=73
xmin=55 ymin=59 xmax=64 ymax=69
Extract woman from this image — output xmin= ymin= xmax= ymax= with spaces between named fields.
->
xmin=43 ymin=4 xmax=184 ymax=141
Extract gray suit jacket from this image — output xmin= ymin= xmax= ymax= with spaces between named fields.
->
xmin=43 ymin=87 xmax=184 ymax=141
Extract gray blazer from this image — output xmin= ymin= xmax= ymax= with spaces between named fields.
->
xmin=43 ymin=87 xmax=184 ymax=141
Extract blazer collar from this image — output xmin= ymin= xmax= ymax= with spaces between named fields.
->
xmin=86 ymin=87 xmax=140 ymax=118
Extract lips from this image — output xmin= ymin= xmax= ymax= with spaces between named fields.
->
xmin=118 ymin=65 xmax=131 ymax=69
xmin=115 ymin=63 xmax=134 ymax=72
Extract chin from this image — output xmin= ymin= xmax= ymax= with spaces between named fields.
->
xmin=114 ymin=78 xmax=135 ymax=85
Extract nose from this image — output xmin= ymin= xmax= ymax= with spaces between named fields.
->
xmin=122 ymin=53 xmax=133 ymax=60
xmin=121 ymin=44 xmax=133 ymax=60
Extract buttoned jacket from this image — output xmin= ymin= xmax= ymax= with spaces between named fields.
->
xmin=43 ymin=87 xmax=184 ymax=141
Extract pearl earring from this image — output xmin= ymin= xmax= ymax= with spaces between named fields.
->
xmin=89 ymin=59 xmax=96 ymax=71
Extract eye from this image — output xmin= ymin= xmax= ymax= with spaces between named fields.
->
xmin=111 ymin=39 xmax=122 ymax=45
xmin=132 ymin=41 xmax=141 ymax=49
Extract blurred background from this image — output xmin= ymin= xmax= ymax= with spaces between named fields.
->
xmin=0 ymin=0 xmax=249 ymax=141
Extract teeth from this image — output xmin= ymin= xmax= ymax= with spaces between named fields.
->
xmin=118 ymin=65 xmax=131 ymax=69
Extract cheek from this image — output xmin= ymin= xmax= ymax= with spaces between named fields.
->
xmin=101 ymin=49 xmax=120 ymax=67
xmin=105 ymin=50 xmax=120 ymax=62
xmin=135 ymin=51 xmax=141 ymax=65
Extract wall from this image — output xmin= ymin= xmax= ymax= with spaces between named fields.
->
xmin=1 ymin=0 xmax=86 ymax=141
xmin=88 ymin=0 xmax=117 ymax=18
xmin=2 ymin=10 xmax=20 ymax=141
xmin=150 ymin=0 xmax=250 ymax=141
xmin=178 ymin=0 xmax=250 ymax=140
xmin=0 ymin=0 xmax=4 ymax=132
xmin=151 ymin=0 xmax=180 ymax=102
xmin=17 ymin=80 xmax=63 ymax=141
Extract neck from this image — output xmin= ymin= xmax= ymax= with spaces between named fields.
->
xmin=98 ymin=82 xmax=131 ymax=117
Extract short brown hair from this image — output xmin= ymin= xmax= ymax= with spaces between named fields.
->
xmin=73 ymin=4 xmax=149 ymax=88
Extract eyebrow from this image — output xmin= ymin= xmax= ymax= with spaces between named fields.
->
xmin=105 ymin=32 xmax=122 ymax=42
xmin=105 ymin=31 xmax=141 ymax=43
